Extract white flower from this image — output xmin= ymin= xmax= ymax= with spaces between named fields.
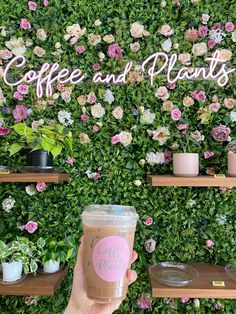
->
xmin=64 ymin=24 xmax=86 ymax=41
xmin=152 ymin=126 xmax=170 ymax=145
xmin=94 ymin=19 xmax=102 ymax=27
xmin=5 ymin=37 xmax=26 ymax=56
xmin=0 ymin=27 xmax=7 ymax=37
xmin=187 ymin=199 xmax=196 ymax=207
xmin=25 ymin=185 xmax=36 ymax=196
xmin=159 ymin=24 xmax=174 ymax=36
xmin=140 ymin=109 xmax=156 ymax=124
xmin=55 ymin=42 xmax=61 ymax=49
xmin=103 ymin=34 xmax=115 ymax=43
xmin=33 ymin=46 xmax=46 ymax=57
xmin=0 ymin=118 xmax=5 ymax=127
xmin=139 ymin=159 xmax=146 ymax=165
xmin=133 ymin=179 xmax=142 ymax=186
xmin=216 ymin=215 xmax=227 ymax=225
xmin=192 ymin=42 xmax=207 ymax=56
xmin=98 ymin=51 xmax=105 ymax=61
xmin=161 ymin=38 xmax=172 ymax=52
xmin=231 ymin=31 xmax=236 ymax=42
xmin=91 ymin=103 xmax=105 ymax=118
xmin=25 ymin=38 xmax=33 ymax=47
xmin=209 ymin=29 xmax=226 ymax=43
xmin=104 ymin=89 xmax=114 ymax=104
xmin=146 ymin=152 xmax=165 ymax=165
xmin=119 ymin=131 xmax=133 ymax=146
xmin=130 ymin=22 xmax=145 ymax=38
xmin=58 ymin=110 xmax=74 ymax=126
xmin=2 ymin=196 xmax=15 ymax=213
xmin=36 ymin=29 xmax=47 ymax=41
xmin=173 ymin=43 xmax=179 ymax=49
xmin=112 ymin=106 xmax=123 ymax=120
xmin=87 ymin=33 xmax=101 ymax=46
xmin=161 ymin=1 xmax=166 ymax=7
xmin=0 ymin=87 xmax=6 ymax=106
xmin=230 ymin=111 xmax=236 ymax=122
xmin=130 ymin=42 xmax=140 ymax=52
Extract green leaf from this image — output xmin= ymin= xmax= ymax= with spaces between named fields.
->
xmin=37 ymin=237 xmax=46 ymax=249
xmin=9 ymin=143 xmax=23 ymax=155
xmin=30 ymin=260 xmax=38 ymax=273
xmin=51 ymin=144 xmax=63 ymax=159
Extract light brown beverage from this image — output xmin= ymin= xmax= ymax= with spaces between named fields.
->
xmin=82 ymin=205 xmax=138 ymax=303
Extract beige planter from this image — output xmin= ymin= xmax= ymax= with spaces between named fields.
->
xmin=228 ymin=152 xmax=236 ymax=177
xmin=173 ymin=153 xmax=199 ymax=177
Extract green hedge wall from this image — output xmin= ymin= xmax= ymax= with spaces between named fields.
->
xmin=1 ymin=0 xmax=236 ymax=313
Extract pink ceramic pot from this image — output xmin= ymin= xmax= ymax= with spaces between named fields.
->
xmin=228 ymin=153 xmax=236 ymax=177
xmin=173 ymin=153 xmax=199 ymax=177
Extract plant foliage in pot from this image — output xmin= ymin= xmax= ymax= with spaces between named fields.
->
xmin=227 ymin=140 xmax=236 ymax=177
xmin=41 ymin=236 xmax=75 ymax=273
xmin=171 ymin=125 xmax=202 ymax=177
xmin=9 ymin=121 xmax=73 ymax=167
xmin=0 ymin=237 xmax=45 ymax=282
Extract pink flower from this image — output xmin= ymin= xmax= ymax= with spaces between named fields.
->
xmin=208 ymin=39 xmax=216 ymax=49
xmin=225 ymin=22 xmax=234 ymax=32
xmin=166 ymin=298 xmax=177 ymax=309
xmin=212 ymin=23 xmax=221 ymax=30
xmin=202 ymin=14 xmax=210 ymax=24
xmin=13 ymin=105 xmax=28 ymax=122
xmin=87 ymin=91 xmax=96 ymax=104
xmin=206 ymin=167 xmax=216 ymax=175
xmin=137 ymin=295 xmax=152 ymax=309
xmin=70 ymin=37 xmax=77 ymax=45
xmin=198 ymin=26 xmax=208 ymax=37
xmin=20 ymin=19 xmax=31 ymax=30
xmin=215 ymin=302 xmax=223 ymax=310
xmin=18 ymin=225 xmax=26 ymax=231
xmin=212 ymin=125 xmax=231 ymax=142
xmin=92 ymin=63 xmax=100 ymax=71
xmin=212 ymin=95 xmax=218 ymax=102
xmin=92 ymin=125 xmax=100 ymax=133
xmin=47 ymin=99 xmax=54 ymax=105
xmin=185 ymin=28 xmax=198 ymax=42
xmin=168 ymin=82 xmax=176 ymax=90
xmin=25 ymin=220 xmax=38 ymax=234
xmin=13 ymin=92 xmax=24 ymax=101
xmin=180 ymin=297 xmax=190 ymax=303
xmin=107 ymin=43 xmax=123 ymax=59
xmin=92 ymin=172 xmax=101 ymax=180
xmin=206 ymin=239 xmax=214 ymax=247
xmin=177 ymin=124 xmax=188 ymax=130
xmin=191 ymin=91 xmax=198 ymax=100
xmin=171 ymin=108 xmax=181 ymax=121
xmin=28 ymin=1 xmax=37 ymax=10
xmin=0 ymin=50 xmax=12 ymax=59
xmin=76 ymin=46 xmax=86 ymax=54
xmin=164 ymin=150 xmax=172 ymax=164
xmin=111 ymin=134 xmax=120 ymax=144
xmin=17 ymin=85 xmax=29 ymax=95
xmin=196 ymin=91 xmax=206 ymax=102
xmin=204 ymin=151 xmax=214 ymax=159
xmin=144 ymin=217 xmax=153 ymax=226
xmin=209 ymin=102 xmax=220 ymax=112
xmin=80 ymin=114 xmax=89 ymax=122
xmin=0 ymin=127 xmax=11 ymax=136
xmin=43 ymin=0 xmax=49 ymax=7
xmin=66 ymin=157 xmax=75 ymax=165
xmin=36 ymin=181 xmax=46 ymax=192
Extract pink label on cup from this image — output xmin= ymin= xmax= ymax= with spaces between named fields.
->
xmin=92 ymin=235 xmax=130 ymax=282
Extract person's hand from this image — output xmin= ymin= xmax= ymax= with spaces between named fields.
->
xmin=64 ymin=237 xmax=138 ymax=314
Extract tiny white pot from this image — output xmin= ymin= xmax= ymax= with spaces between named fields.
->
xmin=2 ymin=261 xmax=22 ymax=282
xmin=173 ymin=153 xmax=199 ymax=177
xmin=43 ymin=260 xmax=60 ymax=273
xmin=228 ymin=152 xmax=236 ymax=177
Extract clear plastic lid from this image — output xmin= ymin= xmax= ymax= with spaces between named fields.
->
xmin=82 ymin=204 xmax=138 ymax=226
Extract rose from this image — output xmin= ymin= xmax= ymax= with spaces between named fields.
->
xmin=140 ymin=109 xmax=156 ymax=124
xmin=198 ymin=25 xmax=208 ymax=37
xmin=94 ymin=19 xmax=102 ymax=26
xmin=79 ymin=133 xmax=90 ymax=144
xmin=130 ymin=22 xmax=145 ymax=38
xmin=196 ymin=91 xmax=206 ymax=102
xmin=13 ymin=92 xmax=23 ymax=101
xmin=212 ymin=125 xmax=231 ymax=142
xmin=204 ymin=151 xmax=214 ymax=159
xmin=36 ymin=181 xmax=46 ymax=192
xmin=119 ymin=131 xmax=133 ymax=146
xmin=13 ymin=105 xmax=28 ymax=122
xmin=103 ymin=34 xmax=115 ymax=43
xmin=67 ymin=157 xmax=75 ymax=165
xmin=168 ymin=82 xmax=176 ymax=90
xmin=87 ymin=91 xmax=96 ymax=104
xmin=177 ymin=124 xmax=188 ymax=130
xmin=25 ymin=221 xmax=38 ymax=233
xmin=171 ymin=108 xmax=181 ymax=121
xmin=133 ymin=180 xmax=142 ymax=186
xmin=107 ymin=43 xmax=123 ymax=59
xmin=17 ymin=85 xmax=29 ymax=95
xmin=232 ymin=32 xmax=236 ymax=42
xmin=209 ymin=103 xmax=220 ymax=112
xmin=230 ymin=111 xmax=236 ymax=122
xmin=64 ymin=24 xmax=86 ymax=41
xmin=192 ymin=42 xmax=207 ymax=56
xmin=33 ymin=46 xmax=46 ymax=57
xmin=80 ymin=114 xmax=89 ymax=122
xmin=0 ymin=127 xmax=10 ymax=136
xmin=144 ymin=217 xmax=153 ymax=225
xmin=225 ymin=22 xmax=234 ymax=32
xmin=161 ymin=38 xmax=172 ymax=52
xmin=159 ymin=24 xmax=174 ymax=36
xmin=111 ymin=134 xmax=120 ymax=145
xmin=77 ymin=95 xmax=86 ymax=106
xmin=36 ymin=29 xmax=47 ymax=41
xmin=28 ymin=1 xmax=37 ymax=10
xmin=219 ymin=49 xmax=232 ymax=61
xmin=191 ymin=130 xmax=204 ymax=142
xmin=87 ymin=33 xmax=101 ymax=46
xmin=76 ymin=45 xmax=85 ymax=54
xmin=92 ymin=125 xmax=100 ymax=133
xmin=205 ymin=240 xmax=214 ymax=247
xmin=181 ymin=298 xmax=190 ymax=303
xmin=224 ymin=98 xmax=236 ymax=109
xmin=91 ymin=103 xmax=105 ymax=118
xmin=130 ymin=42 xmax=140 ymax=52
xmin=20 ymin=19 xmax=31 ymax=30
xmin=183 ymin=96 xmax=194 ymax=107
xmin=152 ymin=127 xmax=170 ymax=145
xmin=185 ymin=28 xmax=198 ymax=41
xmin=178 ymin=53 xmax=191 ymax=64
xmin=155 ymin=86 xmax=169 ymax=100
xmin=208 ymin=39 xmax=216 ymax=49
xmin=92 ymin=63 xmax=100 ymax=71
xmin=112 ymin=106 xmax=123 ymax=120
xmin=162 ymin=100 xmax=174 ymax=111
xmin=202 ymin=14 xmax=210 ymax=24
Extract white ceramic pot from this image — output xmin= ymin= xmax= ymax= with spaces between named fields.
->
xmin=228 ymin=152 xmax=236 ymax=177
xmin=2 ymin=261 xmax=22 ymax=282
xmin=173 ymin=153 xmax=199 ymax=177
xmin=43 ymin=260 xmax=60 ymax=273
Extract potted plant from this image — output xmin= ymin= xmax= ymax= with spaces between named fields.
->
xmin=0 ymin=237 xmax=45 ymax=282
xmin=9 ymin=122 xmax=73 ymax=167
xmin=227 ymin=140 xmax=236 ymax=176
xmin=41 ymin=236 xmax=75 ymax=273
xmin=171 ymin=126 xmax=202 ymax=177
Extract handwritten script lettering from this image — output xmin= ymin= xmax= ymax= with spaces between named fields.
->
xmin=3 ymin=51 xmax=235 ymax=98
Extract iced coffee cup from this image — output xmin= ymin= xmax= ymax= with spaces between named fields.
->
xmin=81 ymin=205 xmax=139 ymax=303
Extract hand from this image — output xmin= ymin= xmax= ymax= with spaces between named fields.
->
xmin=64 ymin=237 xmax=138 ymax=314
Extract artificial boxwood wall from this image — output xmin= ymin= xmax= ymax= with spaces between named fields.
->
xmin=1 ymin=0 xmax=236 ymax=313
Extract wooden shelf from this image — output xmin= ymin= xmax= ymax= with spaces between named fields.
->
xmin=0 ymin=173 xmax=69 ymax=183
xmin=0 ymin=266 xmax=68 ymax=296
xmin=147 ymin=175 xmax=236 ymax=187
xmin=149 ymin=263 xmax=236 ymax=299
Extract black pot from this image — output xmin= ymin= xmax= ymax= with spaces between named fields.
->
xmin=26 ymin=150 xmax=53 ymax=167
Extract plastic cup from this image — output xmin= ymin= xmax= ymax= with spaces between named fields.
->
xmin=81 ymin=205 xmax=139 ymax=303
